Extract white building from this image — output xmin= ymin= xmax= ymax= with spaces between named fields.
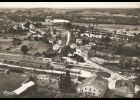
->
xmin=44 ymin=19 xmax=53 ymax=25
xmin=52 ymin=19 xmax=70 ymax=23
xmin=45 ymin=19 xmax=70 ymax=25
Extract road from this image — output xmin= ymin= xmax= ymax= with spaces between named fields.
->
xmin=49 ymin=51 xmax=128 ymax=81
xmin=88 ymin=59 xmax=128 ymax=80
xmin=51 ymin=55 xmax=129 ymax=89
xmin=66 ymin=30 xmax=70 ymax=46
xmin=74 ymin=50 xmax=130 ymax=89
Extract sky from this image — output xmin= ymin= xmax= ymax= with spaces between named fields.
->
xmin=0 ymin=2 xmax=139 ymax=8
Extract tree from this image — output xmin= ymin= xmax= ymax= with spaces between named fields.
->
xmin=57 ymin=33 xmax=62 ymax=40
xmin=34 ymin=52 xmax=41 ymax=57
xmin=58 ymin=70 xmax=76 ymax=93
xmin=34 ymin=36 xmax=39 ymax=41
xmin=65 ymin=70 xmax=71 ymax=92
xmin=21 ymin=45 xmax=28 ymax=54
xmin=59 ymin=74 xmax=66 ymax=93
xmin=101 ymin=36 xmax=111 ymax=44
xmin=13 ymin=38 xmax=22 ymax=45
xmin=116 ymin=44 xmax=140 ymax=56
xmin=34 ymin=22 xmax=42 ymax=28
xmin=24 ymin=21 xmax=30 ymax=29
xmin=119 ymin=57 xmax=132 ymax=69
xmin=53 ymin=29 xmax=57 ymax=35
xmin=88 ymin=49 xmax=96 ymax=58
xmin=82 ymin=37 xmax=90 ymax=45
xmin=28 ymin=36 xmax=31 ymax=40
xmin=40 ymin=35 xmax=50 ymax=44
xmin=134 ymin=27 xmax=138 ymax=31
xmin=42 ymin=51 xmax=46 ymax=57
xmin=63 ymin=22 xmax=73 ymax=30
xmin=116 ymin=43 xmax=140 ymax=68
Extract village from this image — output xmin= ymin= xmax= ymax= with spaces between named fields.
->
xmin=0 ymin=6 xmax=140 ymax=98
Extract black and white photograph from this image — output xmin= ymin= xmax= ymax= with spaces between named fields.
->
xmin=0 ymin=2 xmax=140 ymax=98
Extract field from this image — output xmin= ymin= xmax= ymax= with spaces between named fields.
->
xmin=0 ymin=37 xmax=14 ymax=53
xmin=0 ymin=71 xmax=28 ymax=98
xmin=0 ymin=41 xmax=13 ymax=51
xmin=11 ymin=40 xmax=51 ymax=54
xmin=72 ymin=22 xmax=140 ymax=31
xmin=0 ymin=68 xmax=60 ymax=98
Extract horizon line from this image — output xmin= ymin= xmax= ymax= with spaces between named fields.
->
xmin=0 ymin=2 xmax=139 ymax=9
xmin=0 ymin=7 xmax=139 ymax=9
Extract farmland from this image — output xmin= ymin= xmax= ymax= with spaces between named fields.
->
xmin=72 ymin=22 xmax=140 ymax=31
xmin=0 ymin=71 xmax=28 ymax=98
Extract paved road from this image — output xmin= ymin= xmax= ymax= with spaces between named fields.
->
xmin=73 ymin=50 xmax=130 ymax=89
xmin=49 ymin=51 xmax=128 ymax=81
xmin=83 ymin=56 xmax=130 ymax=89
xmin=76 ymin=50 xmax=129 ymax=80
xmin=66 ymin=30 xmax=70 ymax=46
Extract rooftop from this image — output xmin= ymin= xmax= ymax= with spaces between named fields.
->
xmin=52 ymin=19 xmax=70 ymax=23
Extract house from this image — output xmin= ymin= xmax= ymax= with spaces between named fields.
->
xmin=44 ymin=19 xmax=53 ymax=26
xmin=53 ymin=44 xmax=61 ymax=51
xmin=32 ymin=34 xmax=43 ymax=39
xmin=60 ymin=45 xmax=76 ymax=56
xmin=76 ymin=38 xmax=82 ymax=45
xmin=88 ymin=50 xmax=96 ymax=58
xmin=51 ymin=56 xmax=66 ymax=64
xmin=77 ymin=75 xmax=108 ymax=98
xmin=72 ymin=54 xmax=85 ymax=63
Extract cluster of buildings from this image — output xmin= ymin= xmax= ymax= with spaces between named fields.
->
xmin=1 ymin=13 xmax=140 ymax=98
xmin=76 ymin=73 xmax=137 ymax=98
xmin=72 ymin=24 xmax=140 ymax=47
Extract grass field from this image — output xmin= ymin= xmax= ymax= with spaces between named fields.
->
xmin=11 ymin=40 xmax=50 ymax=54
